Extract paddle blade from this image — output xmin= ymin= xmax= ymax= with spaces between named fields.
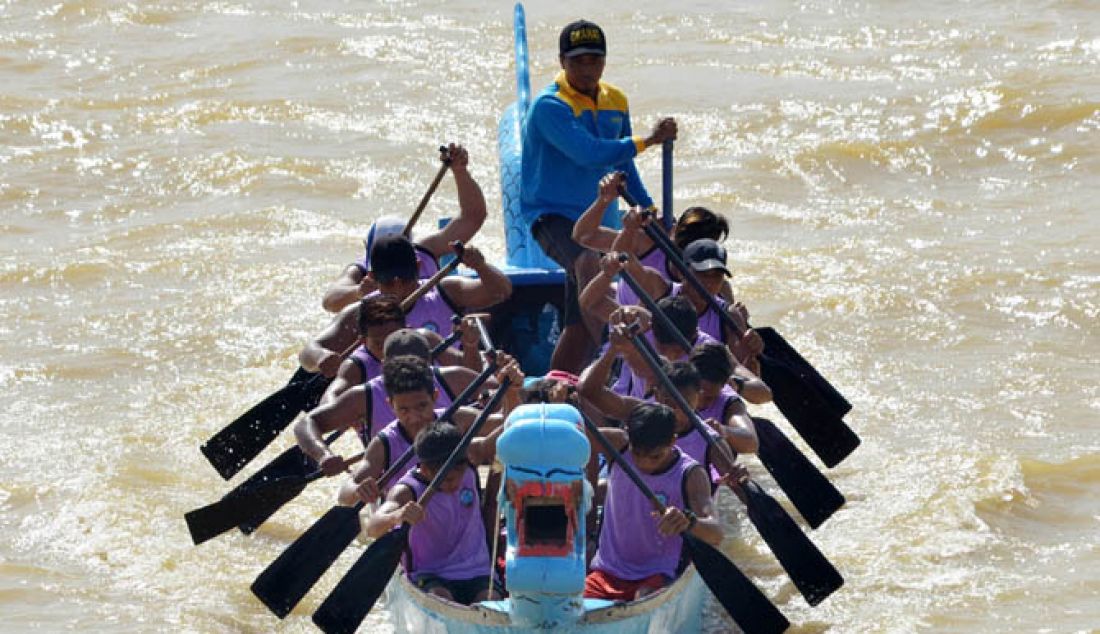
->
xmin=250 ymin=505 xmax=361 ymax=619
xmin=760 ymin=357 xmax=860 ymax=468
xmin=200 ymin=369 xmax=329 ymax=480
xmin=235 ymin=446 xmax=317 ymax=535
xmin=185 ymin=476 xmax=307 ymax=546
xmin=754 ymin=417 xmax=845 ymax=528
xmin=756 ymin=327 xmax=851 ymax=418
xmin=742 ymin=481 xmax=843 ymax=607
xmin=684 ymin=533 xmax=790 ymax=634
xmin=312 ymin=526 xmax=408 ymax=634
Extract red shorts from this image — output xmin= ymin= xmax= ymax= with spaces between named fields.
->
xmin=583 ymin=569 xmax=669 ymax=601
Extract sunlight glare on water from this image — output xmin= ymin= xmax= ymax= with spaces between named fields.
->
xmin=1 ymin=1 xmax=1097 ymax=632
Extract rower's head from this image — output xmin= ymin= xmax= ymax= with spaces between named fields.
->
xmin=672 ymin=207 xmax=729 ymax=251
xmin=558 ymin=19 xmax=606 ymax=96
xmin=358 ymin=295 xmax=406 ymax=358
xmin=626 ymin=402 xmax=677 ymax=474
xmin=653 ymin=360 xmax=701 ymax=430
xmin=383 ymin=328 xmax=431 ymax=362
xmin=414 ymin=422 xmax=468 ymax=493
xmin=363 ymin=215 xmax=408 ymax=267
xmin=383 ymin=355 xmax=439 ymax=433
xmin=521 ymin=370 xmax=580 ymax=404
xmin=682 ymin=238 xmax=730 ymax=298
xmin=690 ymin=343 xmax=734 ymax=409
xmin=368 ymin=234 xmax=419 ymax=298
xmin=652 ymin=295 xmax=698 ymax=360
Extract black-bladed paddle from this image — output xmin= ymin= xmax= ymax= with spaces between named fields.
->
xmin=185 ymin=451 xmax=364 ymax=546
xmin=619 ymin=264 xmax=845 ymax=527
xmin=311 ymin=376 xmax=514 ymax=634
xmin=200 ymin=368 xmax=333 ymax=480
xmin=753 ymin=416 xmax=844 ymax=529
xmin=577 ymin=409 xmax=789 ymax=634
xmin=199 ymin=150 xmax=457 ymax=480
xmin=620 ymin=187 xmax=859 ymax=466
xmin=629 ymin=330 xmax=843 ymax=606
xmin=250 ymin=355 xmax=499 ymax=619
xmin=233 ymin=328 xmax=467 ymax=535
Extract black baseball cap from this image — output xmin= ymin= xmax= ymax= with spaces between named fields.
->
xmin=369 ymin=234 xmax=418 ymax=282
xmin=559 ymin=20 xmax=606 ymax=58
xmin=684 ymin=239 xmax=730 ymax=277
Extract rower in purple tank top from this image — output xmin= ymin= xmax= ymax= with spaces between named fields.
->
xmin=690 ymin=342 xmax=760 ymax=456
xmin=336 ymin=353 xmax=525 ymax=509
xmin=360 ymin=367 xmax=456 ymax=447
xmin=362 ymin=234 xmax=513 ymax=342
xmin=320 ymin=144 xmax=490 ymax=314
xmin=583 ymin=403 xmax=722 ymax=601
xmin=365 ymin=368 xmax=526 ymax=605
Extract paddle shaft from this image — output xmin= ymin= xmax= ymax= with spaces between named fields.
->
xmin=403 ymin=146 xmax=452 ymax=238
xmin=662 ymin=140 xmax=674 ymax=230
xmin=628 ymin=328 xmax=738 ymax=469
xmin=616 ymin=258 xmax=694 ymax=354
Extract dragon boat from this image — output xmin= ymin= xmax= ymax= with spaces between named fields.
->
xmin=383 ymin=403 xmax=708 ymax=633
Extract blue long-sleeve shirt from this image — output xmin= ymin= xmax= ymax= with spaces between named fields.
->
xmin=520 ymin=72 xmax=654 ymax=225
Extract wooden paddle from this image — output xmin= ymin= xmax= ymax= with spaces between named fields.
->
xmin=619 ymin=187 xmax=859 ymax=467
xmin=250 ymin=355 xmax=499 ymax=619
xmin=631 ymin=187 xmax=851 ymax=419
xmin=577 ymin=408 xmax=789 ymax=633
xmin=403 ymin=146 xmax=452 ymax=237
xmin=661 ymin=139 xmax=674 ymax=230
xmin=198 ymin=155 xmax=458 ymax=480
xmin=629 ymin=330 xmax=843 ymax=606
xmin=310 ymin=375 xmax=514 ymax=634
xmin=618 ymin=265 xmax=845 ymax=527
xmin=186 ymin=451 xmax=365 ymax=546
xmin=199 ymin=366 xmax=335 ymax=480
xmin=214 ymin=327 xmax=467 ymax=537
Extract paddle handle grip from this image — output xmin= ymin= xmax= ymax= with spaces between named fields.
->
xmin=399 ymin=242 xmax=464 ymax=314
xmin=418 ymin=376 xmax=513 ymax=508
xmin=615 ymin=257 xmax=694 ymax=354
xmin=403 ymin=146 xmax=452 ymax=237
xmin=430 ymin=323 xmax=463 ymax=358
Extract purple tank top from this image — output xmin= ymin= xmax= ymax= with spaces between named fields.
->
xmin=396 ymin=467 xmax=489 ymax=582
xmin=355 ymin=244 xmax=440 ymax=279
xmin=697 ymin=385 xmax=741 ymax=424
xmin=359 ymin=369 xmax=456 ymax=446
xmin=365 ymin=282 xmax=460 ymax=339
xmin=671 ymin=283 xmax=730 ymax=344
xmin=611 ymin=331 xmax=717 ymax=399
xmin=375 ymin=408 xmax=447 ymax=491
xmin=591 ymin=448 xmax=701 ymax=581
xmin=349 ymin=346 xmax=383 ymax=386
xmin=675 ymin=425 xmax=722 ymax=484
xmin=614 ymin=248 xmax=673 ymax=308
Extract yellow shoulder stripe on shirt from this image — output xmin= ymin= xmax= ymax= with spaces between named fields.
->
xmin=554 ymin=72 xmax=631 ymax=117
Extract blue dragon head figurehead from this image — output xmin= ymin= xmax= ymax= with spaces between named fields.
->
xmin=495 ymin=403 xmax=591 ymax=628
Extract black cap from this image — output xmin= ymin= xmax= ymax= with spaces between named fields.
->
xmin=369 ymin=234 xmax=418 ymax=282
xmin=684 ymin=239 xmax=730 ymax=277
xmin=559 ymin=20 xmax=606 ymax=58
